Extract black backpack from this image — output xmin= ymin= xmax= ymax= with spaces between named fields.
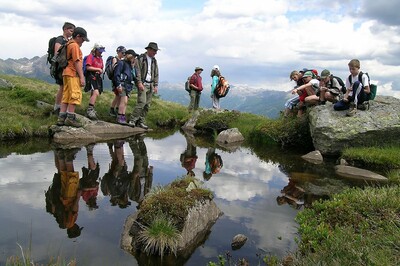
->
xmin=348 ymin=71 xmax=377 ymax=100
xmin=331 ymin=75 xmax=346 ymax=94
xmin=49 ymin=43 xmax=69 ymax=79
xmin=46 ymin=36 xmax=59 ymax=65
xmin=103 ymin=56 xmax=118 ymax=80
xmin=184 ymin=76 xmax=191 ymax=93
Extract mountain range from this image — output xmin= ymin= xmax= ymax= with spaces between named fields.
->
xmin=0 ymin=55 xmax=288 ymax=118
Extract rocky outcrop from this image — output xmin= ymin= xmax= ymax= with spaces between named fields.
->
xmin=309 ymin=96 xmax=400 ymax=155
xmin=49 ymin=114 xmax=146 ymax=147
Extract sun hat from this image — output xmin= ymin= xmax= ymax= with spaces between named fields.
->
xmin=93 ymin=43 xmax=105 ymax=53
xmin=195 ymin=67 xmax=203 ymax=71
xmin=125 ymin=49 xmax=139 ymax=57
xmin=145 ymin=42 xmax=159 ymax=51
xmin=213 ymin=65 xmax=220 ymax=70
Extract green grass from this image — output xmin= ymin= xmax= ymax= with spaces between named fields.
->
xmin=342 ymin=146 xmax=400 ymax=170
xmin=293 ymin=186 xmax=400 ymax=265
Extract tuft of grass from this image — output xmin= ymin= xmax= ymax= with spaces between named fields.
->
xmin=293 ymin=185 xmax=400 ymax=265
xmin=342 ymin=146 xmax=400 ymax=170
xmin=137 ymin=212 xmax=182 ymax=258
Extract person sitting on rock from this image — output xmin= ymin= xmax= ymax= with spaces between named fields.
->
xmin=291 ymin=71 xmax=319 ymax=117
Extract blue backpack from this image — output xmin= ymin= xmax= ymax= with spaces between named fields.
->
xmin=82 ymin=54 xmax=94 ymax=76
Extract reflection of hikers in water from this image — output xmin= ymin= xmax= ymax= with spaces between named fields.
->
xmin=203 ymin=147 xmax=223 ymax=181
xmin=100 ymin=140 xmax=131 ymax=208
xmin=180 ymin=134 xmax=198 ymax=177
xmin=80 ymin=144 xmax=100 ymax=210
xmin=276 ymin=179 xmax=305 ymax=210
xmin=128 ymin=134 xmax=153 ymax=207
xmin=45 ymin=148 xmax=83 ymax=238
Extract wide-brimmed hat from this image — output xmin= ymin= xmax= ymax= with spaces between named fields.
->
xmin=145 ymin=42 xmax=159 ymax=51
xmin=73 ymin=27 xmax=89 ymax=42
xmin=195 ymin=67 xmax=203 ymax=71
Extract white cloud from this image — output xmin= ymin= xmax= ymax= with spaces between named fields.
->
xmin=0 ymin=0 xmax=399 ymax=97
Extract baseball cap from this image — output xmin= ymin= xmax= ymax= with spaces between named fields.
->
xmin=302 ymin=71 xmax=313 ymax=78
xmin=116 ymin=46 xmax=126 ymax=53
xmin=73 ymin=27 xmax=89 ymax=42
xmin=213 ymin=65 xmax=220 ymax=70
xmin=93 ymin=43 xmax=105 ymax=53
xmin=320 ymin=69 xmax=331 ymax=79
xmin=195 ymin=67 xmax=203 ymax=71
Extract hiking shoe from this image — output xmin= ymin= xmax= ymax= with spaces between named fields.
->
xmin=346 ymin=103 xmax=357 ymax=117
xmin=128 ymin=119 xmax=137 ymax=127
xmin=64 ymin=117 xmax=83 ymax=128
xmin=86 ymin=108 xmax=98 ymax=120
xmin=117 ymin=115 xmax=127 ymax=125
xmin=56 ymin=115 xmax=66 ymax=126
xmin=109 ymin=107 xmax=117 ymax=117
xmin=137 ymin=122 xmax=148 ymax=130
xmin=357 ymin=101 xmax=369 ymax=111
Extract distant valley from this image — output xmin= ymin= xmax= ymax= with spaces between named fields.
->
xmin=0 ymin=55 xmax=288 ymax=118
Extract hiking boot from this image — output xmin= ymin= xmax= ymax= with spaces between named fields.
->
xmin=357 ymin=101 xmax=369 ymax=111
xmin=64 ymin=116 xmax=83 ymax=128
xmin=117 ymin=114 xmax=127 ymax=125
xmin=86 ymin=108 xmax=98 ymax=120
xmin=128 ymin=119 xmax=137 ymax=127
xmin=109 ymin=107 xmax=117 ymax=117
xmin=137 ymin=122 xmax=148 ymax=130
xmin=346 ymin=103 xmax=357 ymax=117
xmin=56 ymin=115 xmax=66 ymax=126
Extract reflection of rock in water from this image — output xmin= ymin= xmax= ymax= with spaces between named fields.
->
xmin=120 ymin=199 xmax=222 ymax=265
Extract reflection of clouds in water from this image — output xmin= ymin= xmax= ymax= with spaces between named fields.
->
xmin=198 ymin=245 xmax=219 ymax=259
xmin=216 ymin=199 xmax=298 ymax=254
xmin=205 ymin=148 xmax=288 ymax=201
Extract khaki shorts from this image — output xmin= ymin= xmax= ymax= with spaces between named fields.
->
xmin=62 ymin=76 xmax=82 ymax=105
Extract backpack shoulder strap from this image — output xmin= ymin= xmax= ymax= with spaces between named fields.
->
xmin=358 ymin=71 xmax=363 ymax=82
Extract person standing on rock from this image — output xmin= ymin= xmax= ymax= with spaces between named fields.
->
xmin=57 ymin=27 xmax=89 ymax=128
xmin=210 ymin=65 xmax=221 ymax=109
xmin=188 ymin=66 xmax=204 ymax=112
xmin=128 ymin=42 xmax=160 ymax=129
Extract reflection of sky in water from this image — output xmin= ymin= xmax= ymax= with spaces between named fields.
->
xmin=0 ymin=132 xmax=299 ymax=265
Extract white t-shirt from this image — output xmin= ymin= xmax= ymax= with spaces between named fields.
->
xmin=346 ymin=72 xmax=368 ymax=96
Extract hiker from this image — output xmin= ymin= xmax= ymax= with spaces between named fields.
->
xmin=180 ymin=133 xmax=198 ymax=177
xmin=187 ymin=66 xmax=204 ymax=112
xmin=210 ymin=65 xmax=221 ymax=109
xmin=291 ymin=71 xmax=319 ymax=117
xmin=334 ymin=59 xmax=371 ymax=116
xmin=100 ymin=140 xmax=131 ymax=208
xmin=109 ymin=46 xmax=127 ymax=117
xmin=80 ymin=144 xmax=100 ymax=210
xmin=305 ymin=69 xmax=343 ymax=105
xmin=284 ymin=70 xmax=304 ymax=117
xmin=318 ymin=69 xmax=344 ymax=104
xmin=128 ymin=134 xmax=153 ymax=208
xmin=84 ymin=43 xmax=105 ymax=120
xmin=53 ymin=22 xmax=75 ymax=115
xmin=128 ymin=42 xmax=160 ymax=129
xmin=113 ymin=49 xmax=139 ymax=125
xmin=56 ymin=27 xmax=89 ymax=128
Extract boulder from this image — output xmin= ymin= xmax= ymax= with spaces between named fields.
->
xmin=309 ymin=96 xmax=400 ymax=155
xmin=335 ymin=165 xmax=388 ymax=182
xmin=301 ymin=150 xmax=323 ymax=164
xmin=216 ymin=128 xmax=244 ymax=144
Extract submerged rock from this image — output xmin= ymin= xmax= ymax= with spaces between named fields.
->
xmin=335 ymin=165 xmax=388 ymax=182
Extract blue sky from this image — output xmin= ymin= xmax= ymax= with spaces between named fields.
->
xmin=0 ymin=0 xmax=399 ymax=97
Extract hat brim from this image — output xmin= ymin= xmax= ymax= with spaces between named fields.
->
xmin=145 ymin=46 xmax=159 ymax=51
xmin=82 ymin=37 xmax=90 ymax=42
xmin=97 ymin=48 xmax=105 ymax=53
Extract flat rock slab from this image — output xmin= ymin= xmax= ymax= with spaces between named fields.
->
xmin=335 ymin=165 xmax=388 ymax=182
xmin=49 ymin=114 xmax=147 ymax=146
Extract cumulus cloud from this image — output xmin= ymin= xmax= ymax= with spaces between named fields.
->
xmin=0 ymin=0 xmax=399 ymax=96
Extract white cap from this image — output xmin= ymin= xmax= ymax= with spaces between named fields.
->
xmin=213 ymin=65 xmax=220 ymax=70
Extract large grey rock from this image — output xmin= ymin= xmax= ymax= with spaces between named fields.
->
xmin=335 ymin=165 xmax=388 ymax=182
xmin=216 ymin=128 xmax=244 ymax=144
xmin=231 ymin=234 xmax=248 ymax=250
xmin=309 ymin=96 xmax=400 ymax=155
